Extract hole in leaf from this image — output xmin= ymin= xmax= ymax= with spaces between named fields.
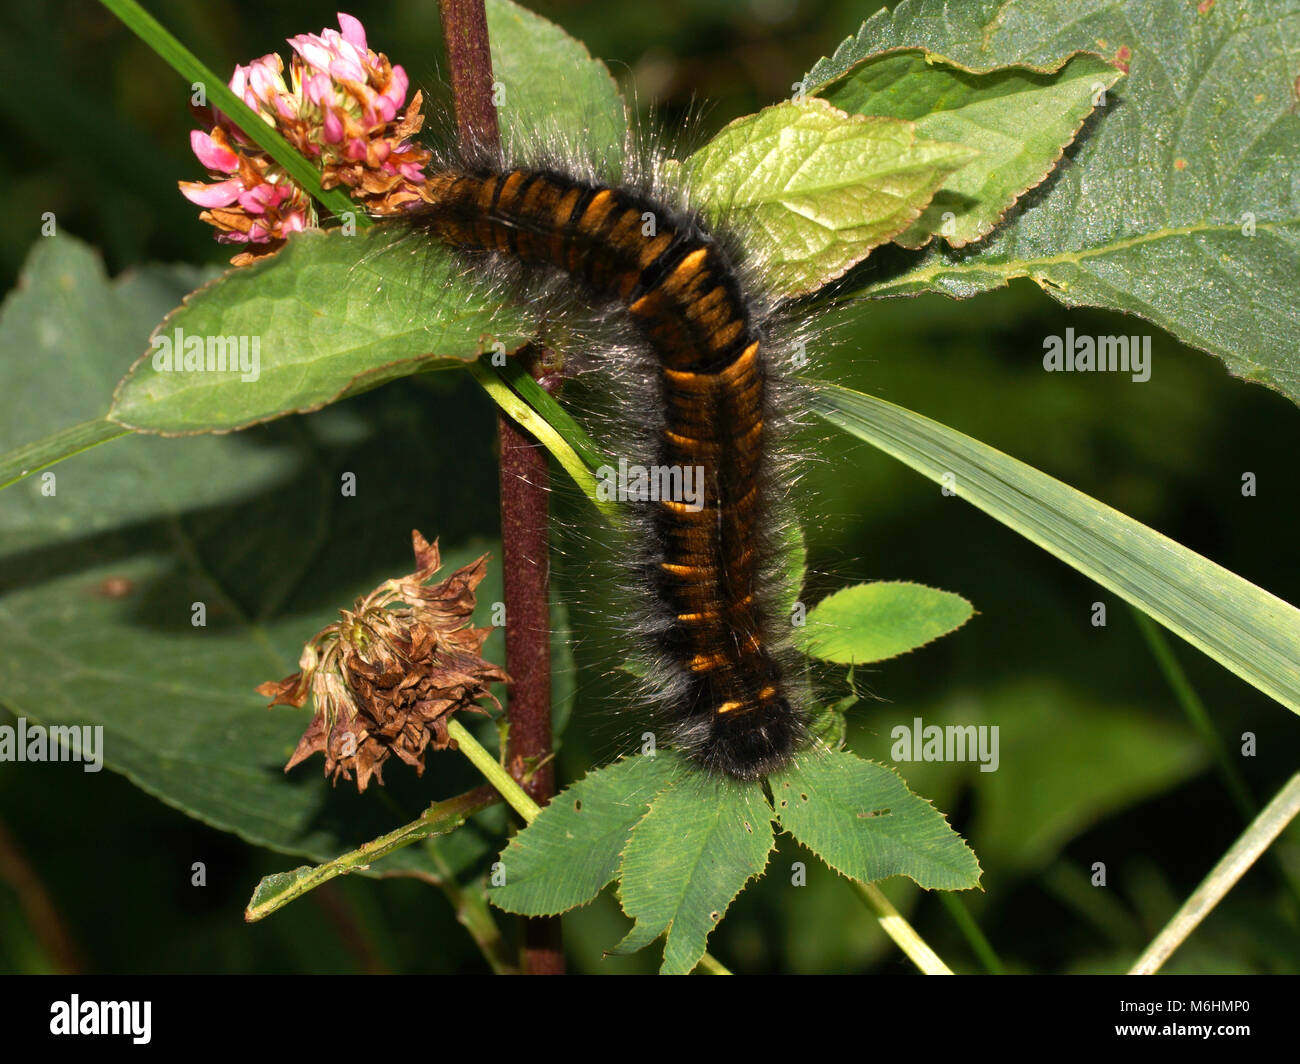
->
xmin=858 ymin=808 xmax=891 ymax=819
xmin=574 ymin=799 xmax=582 ymax=812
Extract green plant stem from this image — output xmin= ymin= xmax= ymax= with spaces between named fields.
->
xmin=449 ymin=720 xmax=732 ymax=974
xmin=448 ymin=719 xmax=541 ymax=822
xmin=496 ymin=357 xmax=611 ymax=472
xmin=0 ymin=418 xmax=130 ymax=492
xmin=1130 ymin=771 xmax=1300 ymax=974
xmin=422 ymin=840 xmax=517 ymax=975
xmin=850 ymin=881 xmax=953 ymax=974
xmin=247 ymin=778 xmax=515 ymax=972
xmin=1131 ymin=605 xmax=1300 ymax=917
xmin=468 ymin=357 xmax=616 ymax=521
xmin=244 ymin=784 xmax=500 ymax=922
xmin=1041 ymin=860 xmax=1144 ymax=947
xmin=1130 ymin=606 xmax=1254 ymax=817
xmin=97 ymin=0 xmax=365 ymax=224
xmin=693 ymin=952 xmax=733 ymax=975
xmin=937 ymin=892 xmax=1003 ymax=974
xmin=361 ymin=785 xmax=515 ymax=975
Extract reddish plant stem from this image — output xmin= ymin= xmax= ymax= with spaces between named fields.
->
xmin=498 ymin=350 xmax=556 ymax=811
xmin=498 ymin=351 xmax=563 ymax=977
xmin=438 ymin=0 xmax=563 ymax=976
xmin=439 ymin=0 xmax=500 ymax=147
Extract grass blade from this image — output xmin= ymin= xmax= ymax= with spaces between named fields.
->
xmin=811 ymin=381 xmax=1300 ymax=716
xmin=468 ymin=357 xmax=617 ymax=522
xmin=1130 ymin=771 xmax=1300 ymax=974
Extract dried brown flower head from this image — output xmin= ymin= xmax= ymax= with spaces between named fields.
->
xmin=258 ymin=531 xmax=507 ymax=792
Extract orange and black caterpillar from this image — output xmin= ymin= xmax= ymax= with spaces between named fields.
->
xmin=413 ymin=163 xmax=805 ymax=780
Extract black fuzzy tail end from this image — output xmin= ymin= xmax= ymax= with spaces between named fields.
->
xmin=686 ymin=698 xmax=804 ymax=781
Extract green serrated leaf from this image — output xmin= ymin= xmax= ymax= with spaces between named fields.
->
xmin=615 ymin=772 xmax=775 ymax=974
xmin=809 ymin=0 xmax=1300 ymax=406
xmin=811 ymin=48 xmax=1122 ymax=248
xmin=108 ymin=226 xmax=537 ymax=435
xmin=486 ymin=0 xmax=627 ymax=170
xmin=489 ymin=752 xmax=683 ymax=917
xmin=795 ymin=580 xmax=974 ymax=664
xmin=852 ymin=678 xmax=1207 ymax=883
xmin=684 ymin=97 xmax=977 ymax=298
xmin=773 ymin=749 xmax=980 ymax=890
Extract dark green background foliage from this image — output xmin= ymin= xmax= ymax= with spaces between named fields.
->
xmin=2 ymin=0 xmax=1299 ymax=974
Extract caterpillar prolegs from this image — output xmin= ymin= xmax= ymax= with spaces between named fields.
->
xmin=414 ymin=164 xmax=805 ymax=780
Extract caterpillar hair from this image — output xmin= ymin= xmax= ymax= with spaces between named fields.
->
xmin=402 ymin=125 xmax=811 ymax=781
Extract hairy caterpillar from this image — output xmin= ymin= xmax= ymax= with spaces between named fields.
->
xmin=408 ymin=141 xmax=808 ymax=781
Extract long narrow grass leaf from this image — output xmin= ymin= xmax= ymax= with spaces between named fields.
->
xmin=811 ymin=381 xmax=1300 ymax=716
